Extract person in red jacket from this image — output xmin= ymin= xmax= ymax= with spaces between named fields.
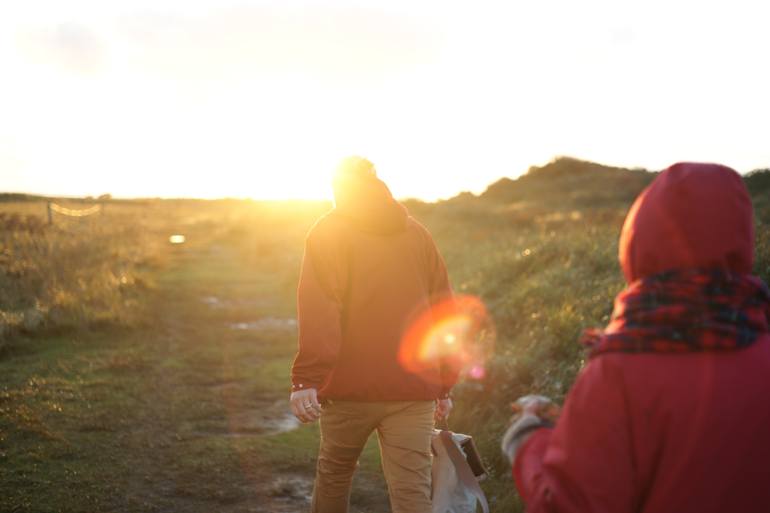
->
xmin=502 ymin=162 xmax=770 ymax=513
xmin=290 ymin=156 xmax=456 ymax=513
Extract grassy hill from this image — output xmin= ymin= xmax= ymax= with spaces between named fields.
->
xmin=479 ymin=157 xmax=656 ymax=209
xmin=409 ymin=157 xmax=770 ymax=509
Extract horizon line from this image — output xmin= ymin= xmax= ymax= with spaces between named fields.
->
xmin=4 ymin=156 xmax=768 ymax=203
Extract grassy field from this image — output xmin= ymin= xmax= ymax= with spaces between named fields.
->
xmin=0 ymin=199 xmax=392 ymax=513
xmin=2 ymin=159 xmax=770 ymax=512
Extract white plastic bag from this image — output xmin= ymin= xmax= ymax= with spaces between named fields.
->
xmin=431 ymin=430 xmax=489 ymax=513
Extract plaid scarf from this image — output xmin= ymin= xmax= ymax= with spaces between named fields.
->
xmin=581 ymin=269 xmax=770 ymax=358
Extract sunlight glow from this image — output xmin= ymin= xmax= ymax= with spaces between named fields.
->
xmin=1 ymin=0 xmax=768 ymax=199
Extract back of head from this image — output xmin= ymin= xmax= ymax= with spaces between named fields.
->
xmin=619 ymin=162 xmax=754 ymax=283
xmin=331 ymin=155 xmax=407 ymax=234
xmin=333 ymin=156 xmax=377 ymax=205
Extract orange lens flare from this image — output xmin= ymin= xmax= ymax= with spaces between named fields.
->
xmin=398 ymin=295 xmax=494 ymax=384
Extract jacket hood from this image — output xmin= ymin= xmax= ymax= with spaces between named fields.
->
xmin=619 ymin=162 xmax=754 ymax=283
xmin=333 ymin=174 xmax=408 ymax=235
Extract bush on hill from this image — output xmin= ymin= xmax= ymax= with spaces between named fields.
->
xmin=480 ymin=157 xmax=656 ymax=209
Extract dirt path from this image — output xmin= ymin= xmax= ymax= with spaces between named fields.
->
xmin=123 ymin=243 xmax=304 ymax=511
xmin=1 ymin=233 xmax=390 ymax=512
xmin=126 ymin=237 xmax=390 ymax=512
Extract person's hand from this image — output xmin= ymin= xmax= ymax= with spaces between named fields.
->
xmin=290 ymin=388 xmax=321 ymax=423
xmin=501 ymin=394 xmax=560 ymax=465
xmin=435 ymin=398 xmax=453 ymax=422
xmin=511 ymin=394 xmax=561 ymax=423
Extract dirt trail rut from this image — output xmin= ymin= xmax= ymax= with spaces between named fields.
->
xmin=129 ymin=237 xmax=389 ymax=512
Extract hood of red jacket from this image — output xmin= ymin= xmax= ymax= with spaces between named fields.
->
xmin=333 ymin=175 xmax=408 ymax=235
xmin=619 ymin=162 xmax=754 ymax=283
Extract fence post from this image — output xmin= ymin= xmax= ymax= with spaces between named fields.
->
xmin=47 ymin=202 xmax=53 ymax=225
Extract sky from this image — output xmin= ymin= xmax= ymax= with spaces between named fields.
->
xmin=1 ymin=0 xmax=769 ymax=201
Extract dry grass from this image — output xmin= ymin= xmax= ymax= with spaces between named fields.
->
xmin=0 ymin=199 xmax=293 ymax=345
xmin=0 ymin=202 xmax=166 ymax=342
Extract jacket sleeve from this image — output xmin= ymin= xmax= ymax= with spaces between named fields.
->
xmin=423 ymin=231 xmax=457 ymax=397
xmin=290 ymin=229 xmax=348 ymax=391
xmin=513 ymin=358 xmax=638 ymax=513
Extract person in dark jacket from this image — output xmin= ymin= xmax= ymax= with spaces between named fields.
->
xmin=290 ymin=156 xmax=457 ymax=513
xmin=502 ymin=162 xmax=770 ymax=513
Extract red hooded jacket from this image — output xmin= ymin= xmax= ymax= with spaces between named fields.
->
xmin=291 ymin=175 xmax=456 ymax=401
xmin=513 ymin=163 xmax=770 ymax=512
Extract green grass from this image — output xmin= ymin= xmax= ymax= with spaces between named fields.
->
xmin=1 ymin=333 xmax=159 ymax=512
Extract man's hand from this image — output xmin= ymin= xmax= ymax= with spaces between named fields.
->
xmin=290 ymin=388 xmax=322 ymax=423
xmin=435 ymin=398 xmax=453 ymax=422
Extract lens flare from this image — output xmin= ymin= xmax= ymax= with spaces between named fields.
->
xmin=399 ymin=295 xmax=495 ymax=384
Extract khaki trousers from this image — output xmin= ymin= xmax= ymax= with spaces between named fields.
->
xmin=311 ymin=400 xmax=435 ymax=513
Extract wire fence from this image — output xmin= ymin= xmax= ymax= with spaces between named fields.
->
xmin=47 ymin=201 xmax=103 ymax=224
